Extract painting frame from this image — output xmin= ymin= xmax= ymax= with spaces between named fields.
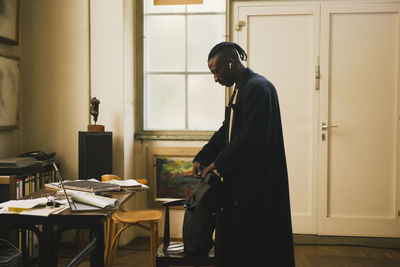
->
xmin=147 ymin=146 xmax=201 ymax=208
xmin=0 ymin=53 xmax=20 ymax=130
xmin=0 ymin=0 xmax=19 ymax=45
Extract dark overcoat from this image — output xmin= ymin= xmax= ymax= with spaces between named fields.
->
xmin=194 ymin=68 xmax=295 ymax=267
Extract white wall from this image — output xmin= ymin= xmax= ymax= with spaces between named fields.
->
xmin=19 ymin=0 xmax=89 ymax=178
xmin=18 ymin=0 xmax=135 ymax=181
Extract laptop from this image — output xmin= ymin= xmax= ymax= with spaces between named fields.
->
xmin=53 ymin=163 xmax=102 ymax=212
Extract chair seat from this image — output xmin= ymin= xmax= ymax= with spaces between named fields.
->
xmin=113 ymin=209 xmax=162 ymax=224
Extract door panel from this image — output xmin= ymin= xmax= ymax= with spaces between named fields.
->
xmin=319 ymin=3 xmax=400 ymax=236
xmin=234 ymin=3 xmax=320 ymax=234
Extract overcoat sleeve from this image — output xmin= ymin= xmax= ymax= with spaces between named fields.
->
xmin=193 ymin=121 xmax=227 ymax=166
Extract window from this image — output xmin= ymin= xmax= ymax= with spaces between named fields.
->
xmin=136 ymin=0 xmax=227 ymax=139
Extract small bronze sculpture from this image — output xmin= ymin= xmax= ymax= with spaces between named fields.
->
xmin=90 ymin=97 xmax=100 ymax=124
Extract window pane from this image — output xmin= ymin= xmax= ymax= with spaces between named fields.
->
xmin=145 ymin=15 xmax=185 ymax=71
xmin=188 ymin=74 xmax=225 ymax=130
xmin=187 ymin=15 xmax=226 ymax=71
xmin=144 ymin=1 xmax=185 ymax=13
xmin=145 ymin=75 xmax=185 ymax=130
xmin=188 ymin=0 xmax=225 ymax=13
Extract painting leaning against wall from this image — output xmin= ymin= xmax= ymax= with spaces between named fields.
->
xmin=147 ymin=147 xmax=202 ymax=207
xmin=156 ymin=156 xmax=199 ymax=199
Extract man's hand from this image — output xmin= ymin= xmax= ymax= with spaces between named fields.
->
xmin=193 ymin=161 xmax=202 ymax=178
xmin=201 ymin=162 xmax=216 ymax=179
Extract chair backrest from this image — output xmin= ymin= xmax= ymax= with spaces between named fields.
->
xmin=101 ymin=174 xmax=148 ymax=185
xmin=101 ymin=174 xmax=121 ymax=181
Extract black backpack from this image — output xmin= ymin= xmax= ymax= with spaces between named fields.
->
xmin=183 ymin=172 xmax=220 ymax=256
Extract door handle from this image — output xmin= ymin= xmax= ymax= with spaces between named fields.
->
xmin=322 ymin=123 xmax=338 ymax=130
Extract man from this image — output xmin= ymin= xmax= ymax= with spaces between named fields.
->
xmin=193 ymin=42 xmax=295 ymax=266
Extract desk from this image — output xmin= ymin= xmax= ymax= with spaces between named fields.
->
xmin=0 ymin=188 xmax=135 ymax=267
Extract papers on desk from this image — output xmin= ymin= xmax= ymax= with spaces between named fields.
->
xmin=0 ymin=198 xmax=68 ymax=216
xmin=70 ymin=191 xmax=119 ymax=209
xmin=19 ymin=206 xmax=68 ymax=216
xmin=103 ymin=179 xmax=149 ymax=189
xmin=44 ymin=178 xmax=148 ymax=192
xmin=56 ymin=190 xmax=119 ymax=209
xmin=0 ymin=189 xmax=120 ymax=216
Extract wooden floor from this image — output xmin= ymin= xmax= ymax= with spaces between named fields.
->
xmin=51 ymin=237 xmax=400 ymax=267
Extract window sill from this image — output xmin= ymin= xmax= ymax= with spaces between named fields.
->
xmin=134 ymin=131 xmax=214 ymax=141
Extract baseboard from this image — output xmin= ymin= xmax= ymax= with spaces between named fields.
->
xmin=293 ymin=234 xmax=400 ymax=249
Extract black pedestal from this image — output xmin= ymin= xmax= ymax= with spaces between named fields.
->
xmin=78 ymin=131 xmax=112 ymax=180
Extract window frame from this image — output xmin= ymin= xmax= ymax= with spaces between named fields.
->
xmin=134 ymin=0 xmax=231 ymax=141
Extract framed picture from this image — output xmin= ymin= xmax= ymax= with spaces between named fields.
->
xmin=0 ymin=53 xmax=19 ymax=130
xmin=0 ymin=0 xmax=19 ymax=45
xmin=147 ymin=147 xmax=201 ymax=207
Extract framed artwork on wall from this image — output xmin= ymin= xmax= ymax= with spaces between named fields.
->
xmin=0 ymin=0 xmax=19 ymax=45
xmin=0 ymin=53 xmax=19 ymax=130
xmin=147 ymin=146 xmax=201 ymax=207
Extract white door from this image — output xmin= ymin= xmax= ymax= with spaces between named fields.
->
xmin=319 ymin=2 xmax=400 ymax=237
xmin=234 ymin=0 xmax=400 ymax=237
xmin=233 ymin=3 xmax=321 ymax=234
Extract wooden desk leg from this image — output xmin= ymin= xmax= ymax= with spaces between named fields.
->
xmin=91 ymin=221 xmax=105 ymax=267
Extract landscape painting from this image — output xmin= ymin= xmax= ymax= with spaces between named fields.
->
xmin=156 ymin=156 xmax=199 ymax=199
xmin=147 ymin=147 xmax=201 ymax=207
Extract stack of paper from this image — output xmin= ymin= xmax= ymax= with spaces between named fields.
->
xmin=103 ymin=179 xmax=149 ymax=189
xmin=0 ymin=198 xmax=67 ymax=216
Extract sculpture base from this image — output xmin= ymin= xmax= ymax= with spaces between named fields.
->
xmin=87 ymin=125 xmax=105 ymax=132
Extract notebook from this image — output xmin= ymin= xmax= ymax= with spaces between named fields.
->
xmin=53 ymin=163 xmax=103 ymax=212
xmin=62 ymin=180 xmax=120 ymax=193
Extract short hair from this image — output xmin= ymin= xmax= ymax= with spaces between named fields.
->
xmin=208 ymin=42 xmax=247 ymax=61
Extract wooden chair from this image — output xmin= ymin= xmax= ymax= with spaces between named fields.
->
xmin=156 ymin=199 xmax=219 ymax=267
xmin=102 ymin=174 xmax=162 ymax=267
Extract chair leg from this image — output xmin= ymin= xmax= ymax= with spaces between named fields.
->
xmin=155 ymin=221 xmax=159 ymax=253
xmin=109 ymin=223 xmax=130 ymax=266
xmin=105 ymin=220 xmax=118 ymax=267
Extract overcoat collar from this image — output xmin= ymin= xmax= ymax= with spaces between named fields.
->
xmin=235 ymin=67 xmax=254 ymax=90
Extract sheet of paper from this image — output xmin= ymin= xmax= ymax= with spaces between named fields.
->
xmin=0 ymin=197 xmax=48 ymax=211
xmin=19 ymin=205 xmax=68 ymax=216
xmin=104 ymin=179 xmax=149 ymax=189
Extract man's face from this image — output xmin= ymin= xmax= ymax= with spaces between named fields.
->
xmin=208 ymin=56 xmax=234 ymax=87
